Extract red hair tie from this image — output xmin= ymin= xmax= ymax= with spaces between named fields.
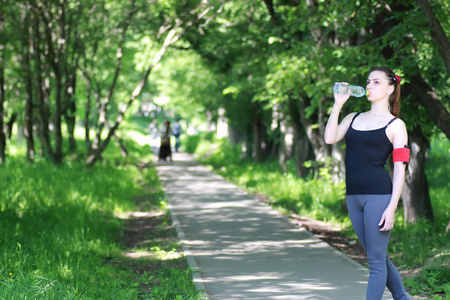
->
xmin=395 ymin=75 xmax=401 ymax=84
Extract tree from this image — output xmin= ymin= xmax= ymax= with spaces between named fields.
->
xmin=0 ymin=9 xmax=5 ymax=164
xmin=86 ymin=19 xmax=183 ymax=167
xmin=85 ymin=0 xmax=225 ymax=167
xmin=177 ymin=0 xmax=449 ymax=223
xmin=17 ymin=3 xmax=36 ymax=163
xmin=415 ymin=0 xmax=450 ymax=74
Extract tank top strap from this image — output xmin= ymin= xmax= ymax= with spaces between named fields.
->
xmin=350 ymin=112 xmax=361 ymax=126
xmin=385 ymin=117 xmax=398 ymax=128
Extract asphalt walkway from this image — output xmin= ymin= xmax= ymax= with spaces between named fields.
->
xmin=155 ymin=152 xmax=414 ymax=300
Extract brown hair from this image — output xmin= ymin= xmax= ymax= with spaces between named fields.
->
xmin=369 ymin=66 xmax=401 ymax=117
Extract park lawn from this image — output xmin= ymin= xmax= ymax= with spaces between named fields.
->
xmin=0 ymin=136 xmax=202 ymax=299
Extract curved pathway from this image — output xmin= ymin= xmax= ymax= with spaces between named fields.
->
xmin=155 ymin=153 xmax=414 ymax=300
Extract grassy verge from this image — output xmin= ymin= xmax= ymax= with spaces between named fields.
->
xmin=112 ymin=165 xmax=203 ymax=300
xmin=193 ymin=134 xmax=450 ymax=300
xmin=0 ymin=159 xmax=140 ymax=299
xmin=0 ymin=133 xmax=202 ymax=299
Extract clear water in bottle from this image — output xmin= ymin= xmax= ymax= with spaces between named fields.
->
xmin=333 ymin=82 xmax=368 ymax=97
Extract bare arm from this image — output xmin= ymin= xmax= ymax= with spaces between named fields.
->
xmin=379 ymin=120 xmax=408 ymax=231
xmin=324 ymin=86 xmax=354 ymax=144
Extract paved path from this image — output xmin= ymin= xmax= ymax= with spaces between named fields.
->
xmin=155 ymin=153 xmax=413 ymax=300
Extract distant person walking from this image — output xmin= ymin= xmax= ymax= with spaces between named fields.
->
xmin=159 ymin=120 xmax=172 ymax=161
xmin=172 ymin=120 xmax=182 ymax=152
xmin=324 ymin=66 xmax=410 ymax=300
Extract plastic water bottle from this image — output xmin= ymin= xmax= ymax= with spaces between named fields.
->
xmin=333 ymin=82 xmax=368 ymax=97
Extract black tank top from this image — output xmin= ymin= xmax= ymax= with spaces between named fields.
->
xmin=345 ymin=113 xmax=397 ymax=195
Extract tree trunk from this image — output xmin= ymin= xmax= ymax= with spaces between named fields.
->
xmin=64 ymin=24 xmax=82 ymax=154
xmin=330 ymin=142 xmax=345 ymax=182
xmin=36 ymin=74 xmax=54 ymax=159
xmin=33 ymin=2 xmax=64 ymax=163
xmin=64 ymin=69 xmax=78 ymax=154
xmin=415 ymin=0 xmax=450 ymax=73
xmin=277 ymin=118 xmax=289 ymax=173
xmin=245 ymin=125 xmax=253 ymax=159
xmin=33 ymin=18 xmax=54 ymax=160
xmin=23 ymin=52 xmax=35 ymax=163
xmin=80 ymin=64 xmax=98 ymax=154
xmin=252 ymin=104 xmax=264 ymax=162
xmin=288 ymin=97 xmax=311 ymax=178
xmin=65 ymin=102 xmax=77 ymax=154
xmin=228 ymin=125 xmax=245 ymax=146
xmin=6 ymin=114 xmax=16 ymax=139
xmin=86 ymin=23 xmax=181 ymax=168
xmin=297 ymin=95 xmax=330 ymax=166
xmin=262 ymin=0 xmax=280 ymax=26
xmin=401 ymin=126 xmax=434 ymax=222
xmin=52 ymin=62 xmax=63 ymax=163
xmin=115 ymin=133 xmax=128 ymax=158
xmin=293 ymin=126 xmax=311 ymax=178
xmin=21 ymin=16 xmax=35 ymax=163
xmin=84 ymin=85 xmax=92 ymax=153
xmin=33 ymin=16 xmax=54 ymax=160
xmin=409 ymin=73 xmax=450 ymax=140
xmin=90 ymin=1 xmax=137 ymax=158
xmin=0 ymin=34 xmax=5 ymax=164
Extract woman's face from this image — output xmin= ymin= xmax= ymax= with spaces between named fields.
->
xmin=366 ymin=70 xmax=392 ymax=101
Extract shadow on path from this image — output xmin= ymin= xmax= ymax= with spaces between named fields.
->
xmin=155 ymin=152 xmax=413 ymax=300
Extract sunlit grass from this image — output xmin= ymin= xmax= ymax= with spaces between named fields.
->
xmin=0 ymin=121 xmax=202 ymax=299
xmin=0 ymin=158 xmax=141 ymax=298
xmin=426 ymin=133 xmax=450 ymax=226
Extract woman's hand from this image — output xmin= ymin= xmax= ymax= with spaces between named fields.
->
xmin=379 ymin=206 xmax=396 ymax=231
xmin=334 ymin=82 xmax=351 ymax=106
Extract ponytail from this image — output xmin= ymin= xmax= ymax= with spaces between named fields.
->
xmin=390 ymin=82 xmax=401 ymax=117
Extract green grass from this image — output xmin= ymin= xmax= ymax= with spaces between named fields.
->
xmin=118 ymin=165 xmax=203 ymax=300
xmin=0 ymin=159 xmax=140 ymax=299
xmin=195 ymin=135 xmax=450 ymax=300
xmin=426 ymin=134 xmax=450 ymax=226
xmin=0 ymin=125 xmax=203 ymax=299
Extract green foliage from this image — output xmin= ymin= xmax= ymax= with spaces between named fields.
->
xmin=404 ymin=267 xmax=450 ymax=298
xmin=183 ymin=134 xmax=203 ymax=154
xmin=197 ymin=139 xmax=349 ymax=225
xmin=196 ymin=136 xmax=244 ymax=165
xmin=389 ymin=219 xmax=449 ymax=268
xmin=182 ymin=131 xmax=215 ymax=154
xmin=153 ymin=49 xmax=222 ymax=123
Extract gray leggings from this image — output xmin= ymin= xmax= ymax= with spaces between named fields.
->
xmin=347 ymin=194 xmax=409 ymax=300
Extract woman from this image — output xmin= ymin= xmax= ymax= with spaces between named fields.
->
xmin=324 ymin=66 xmax=410 ymax=300
xmin=159 ymin=120 xmax=173 ymax=161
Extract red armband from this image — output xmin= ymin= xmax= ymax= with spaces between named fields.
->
xmin=393 ymin=147 xmax=410 ymax=164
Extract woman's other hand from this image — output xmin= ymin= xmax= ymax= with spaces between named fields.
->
xmin=379 ymin=206 xmax=396 ymax=231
